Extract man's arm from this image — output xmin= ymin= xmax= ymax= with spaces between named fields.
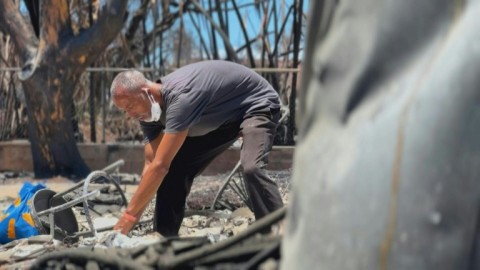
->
xmin=143 ymin=133 xmax=164 ymax=174
xmin=114 ymin=130 xmax=189 ymax=234
xmin=132 ymin=133 xmax=164 ymax=219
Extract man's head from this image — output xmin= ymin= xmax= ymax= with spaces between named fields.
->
xmin=110 ymin=70 xmax=162 ymax=122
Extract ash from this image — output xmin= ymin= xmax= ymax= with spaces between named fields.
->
xmin=133 ymin=169 xmax=291 ymax=238
xmin=0 ymin=169 xmax=291 ymax=269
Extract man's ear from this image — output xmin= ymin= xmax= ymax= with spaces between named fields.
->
xmin=141 ymin=87 xmax=151 ymax=100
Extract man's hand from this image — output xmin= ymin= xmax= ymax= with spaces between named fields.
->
xmin=113 ymin=212 xmax=138 ymax=235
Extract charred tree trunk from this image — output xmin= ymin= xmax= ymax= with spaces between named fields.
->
xmin=22 ymin=68 xmax=88 ymax=178
xmin=0 ymin=0 xmax=128 ymax=179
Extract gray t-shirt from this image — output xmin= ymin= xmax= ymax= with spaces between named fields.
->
xmin=140 ymin=60 xmax=280 ymax=141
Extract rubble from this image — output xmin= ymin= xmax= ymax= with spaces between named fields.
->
xmin=29 ymin=208 xmax=286 ymax=270
xmin=0 ymin=169 xmax=291 ymax=269
xmin=0 ymin=235 xmax=60 ymax=266
xmin=79 ymin=231 xmax=163 ymax=249
xmin=0 ymin=171 xmax=34 ymax=183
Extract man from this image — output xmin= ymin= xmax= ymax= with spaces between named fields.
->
xmin=111 ymin=60 xmax=284 ymax=236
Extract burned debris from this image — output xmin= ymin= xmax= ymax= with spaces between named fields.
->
xmin=31 ymin=208 xmax=285 ymax=270
xmin=0 ymin=161 xmax=291 ymax=269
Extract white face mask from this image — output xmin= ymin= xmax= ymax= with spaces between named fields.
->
xmin=142 ymin=89 xmax=162 ymax=122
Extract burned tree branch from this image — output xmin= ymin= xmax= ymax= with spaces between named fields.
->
xmin=189 ymin=12 xmax=211 ymax=59
xmin=17 ymin=0 xmax=75 ymax=81
xmin=232 ymin=0 xmax=255 ymax=67
xmin=271 ymin=5 xmax=294 ymax=57
xmin=208 ymin=0 xmax=219 ymax=59
xmin=143 ymin=8 xmax=185 ymax=46
xmin=67 ymin=0 xmax=128 ymax=68
xmin=40 ymin=0 xmax=72 ymax=47
xmin=0 ymin=0 xmax=37 ymax=63
xmin=190 ymin=0 xmax=239 ymax=62
xmin=125 ymin=0 xmax=150 ymax=42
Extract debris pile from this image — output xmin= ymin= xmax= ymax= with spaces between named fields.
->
xmin=0 ymin=169 xmax=291 ymax=269
xmin=30 ymin=208 xmax=286 ymax=270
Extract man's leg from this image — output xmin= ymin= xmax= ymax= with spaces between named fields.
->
xmin=154 ymin=123 xmax=240 ymax=236
xmin=240 ymin=110 xmax=284 ymax=220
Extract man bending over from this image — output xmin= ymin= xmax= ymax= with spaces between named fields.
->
xmin=111 ymin=60 xmax=284 ymax=236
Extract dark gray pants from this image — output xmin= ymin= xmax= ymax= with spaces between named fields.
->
xmin=154 ymin=109 xmax=284 ymax=236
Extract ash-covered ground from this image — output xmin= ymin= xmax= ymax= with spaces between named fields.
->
xmin=119 ymin=170 xmax=291 ymax=239
xmin=0 ymin=170 xmax=291 ymax=269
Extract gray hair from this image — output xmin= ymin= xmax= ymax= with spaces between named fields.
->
xmin=110 ymin=70 xmax=147 ymax=97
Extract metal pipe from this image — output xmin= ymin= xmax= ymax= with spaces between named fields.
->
xmin=36 ymin=190 xmax=99 ymax=216
xmin=101 ymin=159 xmax=125 ymax=173
xmin=53 ymin=163 xmax=121 ymax=199
xmin=82 ymin=171 xmax=111 ymax=237
xmin=49 ymin=213 xmax=55 ymax=237
xmin=52 ymin=180 xmax=85 ymax=199
xmin=101 ymin=83 xmax=106 ymax=143
xmin=65 ymin=218 xmax=154 ymax=240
